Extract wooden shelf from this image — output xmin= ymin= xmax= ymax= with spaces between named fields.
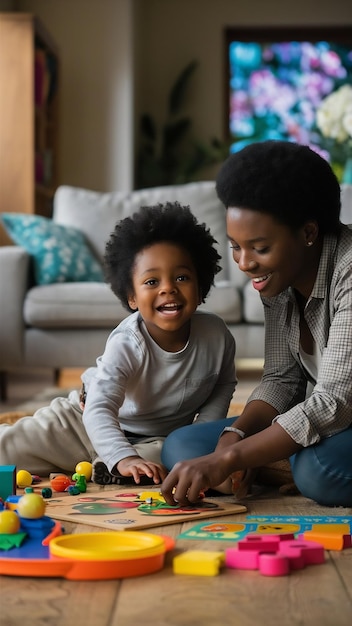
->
xmin=0 ymin=13 xmax=60 ymax=243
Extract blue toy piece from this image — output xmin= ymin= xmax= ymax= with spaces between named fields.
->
xmin=0 ymin=465 xmax=16 ymax=501
xmin=41 ymin=487 xmax=53 ymax=499
xmin=67 ymin=485 xmax=81 ymax=496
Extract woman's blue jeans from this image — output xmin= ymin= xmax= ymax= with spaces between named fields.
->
xmin=161 ymin=418 xmax=352 ymax=507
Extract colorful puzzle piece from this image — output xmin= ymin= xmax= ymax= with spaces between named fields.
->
xmin=225 ymin=533 xmax=325 ymax=577
xmin=237 ymin=532 xmax=294 ymax=551
xmin=137 ymin=491 xmax=165 ymax=503
xmin=173 ymin=550 xmax=225 ymax=576
xmin=301 ymin=530 xmax=352 ymax=551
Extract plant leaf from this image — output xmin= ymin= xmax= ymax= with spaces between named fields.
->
xmin=140 ymin=114 xmax=157 ymax=141
xmin=168 ymin=60 xmax=198 ymax=116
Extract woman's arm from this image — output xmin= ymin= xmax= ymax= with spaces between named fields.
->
xmin=161 ymin=420 xmax=301 ymax=505
xmin=217 ymin=399 xmax=279 ymax=442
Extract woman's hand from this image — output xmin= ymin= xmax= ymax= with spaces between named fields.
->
xmin=161 ymin=422 xmax=301 ymax=505
xmin=161 ymin=447 xmax=237 ymax=505
xmin=117 ymin=456 xmax=168 ymax=484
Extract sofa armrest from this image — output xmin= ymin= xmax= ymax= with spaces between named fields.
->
xmin=0 ymin=246 xmax=31 ymax=367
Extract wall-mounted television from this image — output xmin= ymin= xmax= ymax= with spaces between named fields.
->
xmin=225 ymin=26 xmax=352 ymax=172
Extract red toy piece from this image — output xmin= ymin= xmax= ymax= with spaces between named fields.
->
xmin=50 ymin=475 xmax=73 ymax=492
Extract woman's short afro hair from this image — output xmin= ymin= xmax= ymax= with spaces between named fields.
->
xmin=104 ymin=202 xmax=222 ymax=311
xmin=216 ymin=140 xmax=341 ymax=234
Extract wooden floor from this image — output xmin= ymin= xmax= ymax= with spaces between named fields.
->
xmin=1 ymin=368 xmax=352 ymax=625
xmin=1 ymin=484 xmax=352 ymax=626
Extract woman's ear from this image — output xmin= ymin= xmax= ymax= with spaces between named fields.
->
xmin=303 ymin=221 xmax=319 ymax=247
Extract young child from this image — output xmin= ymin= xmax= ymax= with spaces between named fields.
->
xmin=0 ymin=203 xmax=237 ymax=485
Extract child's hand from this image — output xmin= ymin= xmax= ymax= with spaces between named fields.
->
xmin=117 ymin=456 xmax=168 ymax=484
xmin=79 ymin=384 xmax=86 ymax=410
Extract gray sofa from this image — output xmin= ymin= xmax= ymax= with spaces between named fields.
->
xmin=1 ymin=181 xmax=352 ymax=401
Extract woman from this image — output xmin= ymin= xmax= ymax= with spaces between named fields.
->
xmin=161 ymin=140 xmax=352 ymax=507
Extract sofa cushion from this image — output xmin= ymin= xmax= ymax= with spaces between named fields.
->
xmin=1 ymin=213 xmax=104 ymax=285
xmin=24 ymin=283 xmax=129 ymax=328
xmin=53 ymin=186 xmax=128 ymax=263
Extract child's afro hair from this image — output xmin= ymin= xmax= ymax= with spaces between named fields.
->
xmin=104 ymin=202 xmax=222 ymax=311
xmin=216 ymin=140 xmax=341 ymax=235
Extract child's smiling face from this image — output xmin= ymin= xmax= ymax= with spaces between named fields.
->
xmin=127 ymin=242 xmax=201 ymax=351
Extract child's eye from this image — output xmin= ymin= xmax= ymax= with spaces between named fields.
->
xmin=145 ymin=278 xmax=158 ymax=286
xmin=176 ymin=274 xmax=190 ymax=282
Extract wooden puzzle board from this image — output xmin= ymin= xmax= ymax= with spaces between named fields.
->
xmin=44 ymin=488 xmax=247 ymax=531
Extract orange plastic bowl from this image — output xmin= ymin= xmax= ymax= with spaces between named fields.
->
xmin=48 ymin=531 xmax=175 ymax=579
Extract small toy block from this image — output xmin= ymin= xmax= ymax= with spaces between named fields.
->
xmin=5 ymin=495 xmax=21 ymax=511
xmin=0 ymin=465 xmax=16 ymax=502
xmin=173 ymin=550 xmax=225 ymax=576
xmin=237 ymin=533 xmax=292 ymax=552
xmin=258 ymin=553 xmax=290 ymax=576
xmin=138 ymin=491 xmax=165 ymax=503
xmin=225 ymin=548 xmax=259 ymax=570
xmin=261 ymin=532 xmax=295 ymax=542
xmin=279 ymin=539 xmax=325 ymax=567
xmin=238 ymin=535 xmax=279 ymax=552
xmin=301 ymin=530 xmax=352 ymax=551
xmin=277 ymin=544 xmax=305 ymax=570
xmin=226 ymin=536 xmax=326 ymax=577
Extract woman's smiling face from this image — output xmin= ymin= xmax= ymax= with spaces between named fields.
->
xmin=226 ymin=207 xmax=319 ymax=299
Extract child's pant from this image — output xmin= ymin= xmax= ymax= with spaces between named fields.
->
xmin=0 ymin=391 xmax=165 ymax=475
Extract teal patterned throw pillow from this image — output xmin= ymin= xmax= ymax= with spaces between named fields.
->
xmin=1 ymin=213 xmax=104 ymax=285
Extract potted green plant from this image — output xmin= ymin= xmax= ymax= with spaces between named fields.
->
xmin=135 ymin=61 xmax=229 ymax=188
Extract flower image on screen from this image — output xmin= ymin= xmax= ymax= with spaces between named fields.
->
xmin=226 ymin=28 xmax=352 ymax=173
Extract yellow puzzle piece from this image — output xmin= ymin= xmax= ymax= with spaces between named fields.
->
xmin=137 ymin=491 xmax=165 ymax=503
xmin=173 ymin=550 xmax=225 ymax=576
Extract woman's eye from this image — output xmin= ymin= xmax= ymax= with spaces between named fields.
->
xmin=230 ymin=244 xmax=240 ymax=252
xmin=256 ymin=247 xmax=269 ymax=254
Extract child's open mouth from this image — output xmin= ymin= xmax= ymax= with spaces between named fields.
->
xmin=157 ymin=303 xmax=182 ymax=313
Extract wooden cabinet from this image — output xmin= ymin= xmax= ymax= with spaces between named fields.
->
xmin=0 ymin=13 xmax=59 ymax=244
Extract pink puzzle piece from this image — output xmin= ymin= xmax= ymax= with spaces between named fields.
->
xmin=279 ymin=539 xmax=325 ymax=567
xmin=225 ymin=534 xmax=325 ymax=577
xmin=237 ymin=533 xmax=294 ymax=552
xmin=258 ymin=553 xmax=290 ymax=576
